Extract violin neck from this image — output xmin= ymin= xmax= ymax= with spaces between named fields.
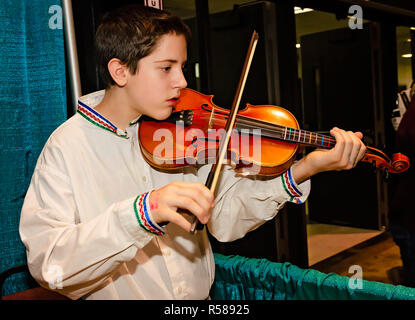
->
xmin=279 ymin=127 xmax=334 ymax=150
xmin=232 ymin=114 xmax=334 ymax=149
xmin=235 ymin=120 xmax=334 ymax=150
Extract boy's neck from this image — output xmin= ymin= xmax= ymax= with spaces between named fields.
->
xmin=94 ymin=87 xmax=140 ymax=131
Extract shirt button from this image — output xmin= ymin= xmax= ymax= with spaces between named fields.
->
xmin=142 ymin=176 xmax=147 ymax=182
xmin=178 ymin=287 xmax=182 ymax=294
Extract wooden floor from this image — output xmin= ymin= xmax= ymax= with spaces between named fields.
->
xmin=307 ymin=223 xmax=383 ymax=266
xmin=308 ymin=229 xmax=403 ymax=285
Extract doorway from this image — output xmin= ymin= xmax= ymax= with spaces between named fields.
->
xmin=294 ymin=7 xmax=391 ymax=266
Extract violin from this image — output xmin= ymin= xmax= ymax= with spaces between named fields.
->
xmin=138 ymin=88 xmax=410 ymax=178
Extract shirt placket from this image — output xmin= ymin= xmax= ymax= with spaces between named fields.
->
xmin=131 ymin=122 xmax=189 ymax=298
xmin=129 ymin=126 xmax=152 ymax=190
xmin=156 ymin=235 xmax=189 ymax=299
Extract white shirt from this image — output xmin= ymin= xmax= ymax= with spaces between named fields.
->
xmin=19 ymin=90 xmax=310 ymax=300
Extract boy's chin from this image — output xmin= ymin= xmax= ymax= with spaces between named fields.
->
xmin=151 ymin=110 xmax=172 ymax=121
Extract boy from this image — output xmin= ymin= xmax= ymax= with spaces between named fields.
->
xmin=19 ymin=5 xmax=366 ymax=300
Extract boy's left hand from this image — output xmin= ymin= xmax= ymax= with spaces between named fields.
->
xmin=291 ymin=127 xmax=366 ymax=184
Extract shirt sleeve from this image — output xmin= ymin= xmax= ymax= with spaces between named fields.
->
xmin=19 ymin=162 xmax=157 ymax=300
xmin=204 ymin=164 xmax=310 ymax=242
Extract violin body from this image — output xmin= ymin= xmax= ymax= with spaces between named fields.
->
xmin=139 ymin=88 xmax=409 ymax=176
xmin=139 ymin=88 xmax=301 ymax=175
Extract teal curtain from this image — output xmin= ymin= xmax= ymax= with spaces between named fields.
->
xmin=0 ymin=0 xmax=67 ymax=296
xmin=212 ymin=254 xmax=415 ymax=300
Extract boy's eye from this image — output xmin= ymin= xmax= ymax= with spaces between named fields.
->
xmin=162 ymin=66 xmax=171 ymax=72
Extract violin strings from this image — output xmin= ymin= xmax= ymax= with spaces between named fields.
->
xmin=187 ymin=110 xmax=335 ymax=149
xmin=190 ymin=109 xmax=287 ymax=131
xmin=191 ymin=113 xmax=333 ymax=148
xmin=234 ymin=120 xmax=335 ymax=149
xmin=189 ymin=109 xmax=290 ymax=136
xmin=189 ymin=109 xmax=316 ymax=136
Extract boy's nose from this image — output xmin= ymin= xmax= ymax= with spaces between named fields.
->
xmin=175 ymin=70 xmax=187 ymax=89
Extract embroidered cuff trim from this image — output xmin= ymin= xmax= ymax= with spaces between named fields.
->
xmin=281 ymin=168 xmax=303 ymax=204
xmin=134 ymin=192 xmax=165 ymax=236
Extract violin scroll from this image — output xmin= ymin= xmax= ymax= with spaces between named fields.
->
xmin=362 ymin=146 xmax=409 ymax=175
xmin=391 ymin=153 xmax=410 ymax=173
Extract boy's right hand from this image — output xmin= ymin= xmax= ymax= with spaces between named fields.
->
xmin=148 ymin=182 xmax=215 ymax=232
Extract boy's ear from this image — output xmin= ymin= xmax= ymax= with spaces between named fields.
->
xmin=107 ymin=58 xmax=128 ymax=87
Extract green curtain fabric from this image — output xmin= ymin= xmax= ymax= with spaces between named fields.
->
xmin=0 ymin=0 xmax=66 ymax=296
xmin=211 ymin=253 xmax=415 ymax=300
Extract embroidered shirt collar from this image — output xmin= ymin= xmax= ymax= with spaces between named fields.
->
xmin=77 ymin=90 xmax=140 ymax=138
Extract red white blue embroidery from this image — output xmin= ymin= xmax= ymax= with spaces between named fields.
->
xmin=77 ymin=100 xmax=128 ymax=138
xmin=281 ymin=168 xmax=303 ymax=204
xmin=134 ymin=192 xmax=165 ymax=236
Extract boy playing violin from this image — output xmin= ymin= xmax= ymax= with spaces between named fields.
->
xmin=19 ymin=5 xmax=366 ymax=300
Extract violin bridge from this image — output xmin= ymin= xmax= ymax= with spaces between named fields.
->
xmin=208 ymin=107 xmax=215 ymax=129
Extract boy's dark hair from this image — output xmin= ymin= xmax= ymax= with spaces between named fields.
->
xmin=96 ymin=5 xmax=191 ymax=88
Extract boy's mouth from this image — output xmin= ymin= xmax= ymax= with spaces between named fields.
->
xmin=167 ymin=97 xmax=179 ymax=107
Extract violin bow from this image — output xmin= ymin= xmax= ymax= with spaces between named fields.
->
xmin=190 ymin=30 xmax=260 ymax=234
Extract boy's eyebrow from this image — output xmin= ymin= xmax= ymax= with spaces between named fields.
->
xmin=154 ymin=59 xmax=187 ymax=64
